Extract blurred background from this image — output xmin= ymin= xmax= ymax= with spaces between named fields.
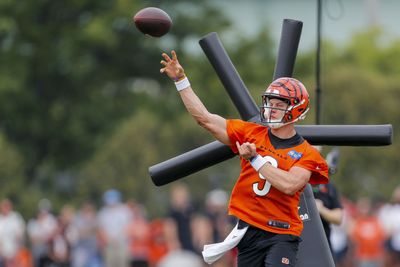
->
xmin=0 ymin=0 xmax=399 ymax=266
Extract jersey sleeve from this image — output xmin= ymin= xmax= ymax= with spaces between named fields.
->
xmin=295 ymin=146 xmax=329 ymax=184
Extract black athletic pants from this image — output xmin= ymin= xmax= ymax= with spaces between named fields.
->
xmin=237 ymin=222 xmax=301 ymax=267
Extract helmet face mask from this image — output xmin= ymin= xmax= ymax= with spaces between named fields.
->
xmin=260 ymin=77 xmax=310 ymax=129
xmin=261 ymin=96 xmax=290 ymax=128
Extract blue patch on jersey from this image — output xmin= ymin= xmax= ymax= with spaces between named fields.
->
xmin=288 ymin=150 xmax=303 ymax=160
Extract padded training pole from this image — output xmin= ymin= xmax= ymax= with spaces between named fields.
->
xmin=296 ymin=124 xmax=393 ymax=146
xmin=149 ymin=124 xmax=392 ymax=186
xmin=273 ymin=19 xmax=303 ymax=79
xmin=199 ymin=32 xmax=258 ymax=121
xmin=149 ymin=141 xmax=234 ymax=186
xmin=298 ymin=185 xmax=335 ymax=267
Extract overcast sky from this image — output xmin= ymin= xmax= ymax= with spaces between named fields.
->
xmin=211 ymin=0 xmax=400 ymax=52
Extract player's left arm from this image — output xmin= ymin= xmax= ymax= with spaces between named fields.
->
xmin=236 ymin=141 xmax=311 ymax=195
xmin=315 ymin=200 xmax=343 ymax=225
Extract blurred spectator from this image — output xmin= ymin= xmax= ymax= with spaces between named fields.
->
xmin=46 ymin=205 xmax=75 ymax=267
xmin=312 ymin=181 xmax=343 ymax=246
xmin=27 ymin=199 xmax=58 ymax=267
xmin=203 ymin=189 xmax=236 ymax=267
xmin=147 ymin=219 xmax=170 ymax=266
xmin=330 ymin=197 xmax=353 ymax=267
xmin=166 ymin=183 xmax=195 ymax=252
xmin=378 ymin=186 xmax=400 ymax=238
xmin=378 ymin=186 xmax=400 ymax=235
xmin=0 ymin=198 xmax=27 ymax=267
xmin=68 ymin=202 xmax=101 ymax=267
xmin=350 ymin=197 xmax=386 ymax=267
xmin=204 ymin=189 xmax=233 ymax=243
xmin=313 ymin=182 xmax=343 ymax=251
xmin=97 ymin=189 xmax=132 ymax=267
xmin=190 ymin=214 xmax=213 ymax=255
xmin=127 ymin=201 xmax=150 ymax=267
xmin=312 ymin=147 xmax=344 ymax=254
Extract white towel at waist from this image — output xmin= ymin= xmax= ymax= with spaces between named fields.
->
xmin=202 ymin=222 xmax=249 ymax=264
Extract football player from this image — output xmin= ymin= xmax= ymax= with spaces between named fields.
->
xmin=160 ymin=50 xmax=329 ymax=267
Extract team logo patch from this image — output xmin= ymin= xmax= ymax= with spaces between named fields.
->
xmin=282 ymin=257 xmax=290 ymax=265
xmin=287 ymin=150 xmax=303 ymax=160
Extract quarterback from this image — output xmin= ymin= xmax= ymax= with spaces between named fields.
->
xmin=160 ymin=50 xmax=329 ymax=267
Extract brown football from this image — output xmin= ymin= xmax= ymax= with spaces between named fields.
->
xmin=133 ymin=7 xmax=172 ymax=37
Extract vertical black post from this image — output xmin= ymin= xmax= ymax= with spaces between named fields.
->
xmin=273 ymin=19 xmax=303 ymax=79
xmin=316 ymin=0 xmax=322 ymax=125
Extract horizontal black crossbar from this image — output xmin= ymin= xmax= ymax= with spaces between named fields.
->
xmin=149 ymin=124 xmax=392 ymax=186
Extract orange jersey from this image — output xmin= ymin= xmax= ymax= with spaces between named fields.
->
xmin=226 ymin=119 xmax=329 ymax=236
xmin=351 ymin=217 xmax=386 ymax=260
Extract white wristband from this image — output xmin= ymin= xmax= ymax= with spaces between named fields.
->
xmin=175 ymin=77 xmax=191 ymax=91
xmin=250 ymin=154 xmax=268 ymax=172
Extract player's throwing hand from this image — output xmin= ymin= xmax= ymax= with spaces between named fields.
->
xmin=160 ymin=50 xmax=186 ymax=82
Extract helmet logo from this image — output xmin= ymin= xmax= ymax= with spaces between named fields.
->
xmin=267 ymin=88 xmax=280 ymax=95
